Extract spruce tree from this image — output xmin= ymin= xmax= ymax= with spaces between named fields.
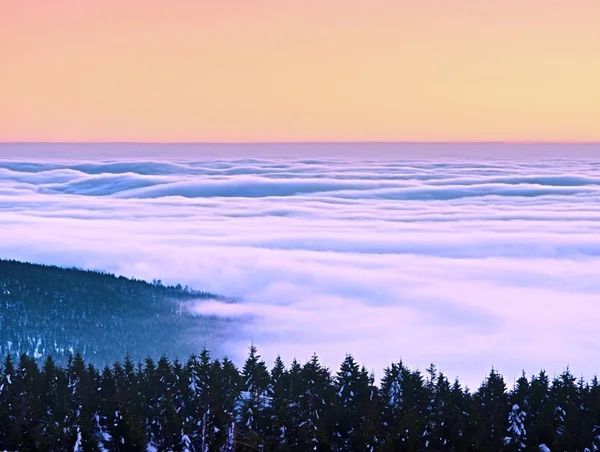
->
xmin=297 ymin=354 xmax=334 ymax=451
xmin=238 ymin=344 xmax=271 ymax=450
xmin=104 ymin=406 xmax=148 ymax=452
xmin=587 ymin=376 xmax=600 ymax=451
xmin=527 ymin=370 xmax=555 ymax=447
xmin=66 ymin=352 xmax=101 ymax=451
xmin=550 ymin=368 xmax=581 ymax=451
xmin=284 ymin=358 xmax=303 ymax=450
xmin=211 ymin=357 xmax=240 ymax=450
xmin=97 ymin=365 xmax=116 ymax=447
xmin=333 ymin=354 xmax=377 ymax=451
xmin=192 ymin=348 xmax=217 ymax=452
xmin=363 ymin=369 xmax=381 ymax=450
xmin=181 ymin=353 xmax=200 ymax=447
xmin=448 ymin=377 xmax=471 ymax=451
xmin=424 ymin=370 xmax=465 ymax=451
xmin=38 ymin=356 xmax=69 ymax=450
xmin=473 ymin=368 xmax=510 ymax=450
xmin=422 ymin=363 xmax=437 ymax=449
xmin=265 ymin=355 xmax=291 ymax=450
xmin=155 ymin=355 xmax=184 ymax=450
xmin=504 ymin=372 xmax=529 ymax=451
xmin=379 ymin=361 xmax=427 ymax=451
xmin=172 ymin=358 xmax=194 ymax=451
xmin=10 ymin=353 xmax=42 ymax=450
xmin=105 ymin=358 xmax=148 ymax=451
xmin=575 ymin=376 xmax=594 ymax=451
xmin=0 ymin=355 xmax=18 ymax=449
xmin=141 ymin=357 xmax=161 ymax=446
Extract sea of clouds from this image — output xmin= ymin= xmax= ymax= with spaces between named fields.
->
xmin=1 ymin=143 xmax=600 ymax=387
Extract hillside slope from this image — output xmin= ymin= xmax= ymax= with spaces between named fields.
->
xmin=0 ymin=259 xmax=233 ymax=364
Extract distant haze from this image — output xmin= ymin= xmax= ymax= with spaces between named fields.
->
xmin=1 ymin=142 xmax=599 ymax=161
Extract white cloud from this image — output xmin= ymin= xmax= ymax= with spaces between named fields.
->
xmin=1 ymin=146 xmax=600 ymax=386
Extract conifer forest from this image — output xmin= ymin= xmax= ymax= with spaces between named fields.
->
xmin=1 ymin=346 xmax=600 ymax=451
xmin=0 ymin=259 xmax=234 ymax=364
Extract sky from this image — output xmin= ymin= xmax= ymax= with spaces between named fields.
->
xmin=2 ymin=0 xmax=600 ymax=143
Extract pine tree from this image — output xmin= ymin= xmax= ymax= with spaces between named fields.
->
xmin=97 ymin=365 xmax=116 ymax=448
xmin=185 ymin=349 xmax=216 ymax=451
xmin=66 ymin=352 xmax=101 ymax=451
xmin=422 ymin=363 xmax=437 ymax=449
xmin=527 ymin=370 xmax=554 ymax=448
xmin=265 ymin=355 xmax=291 ymax=450
xmin=423 ymin=370 xmax=465 ymax=451
xmin=504 ymin=372 xmax=528 ymax=451
xmin=575 ymin=376 xmax=595 ymax=451
xmin=284 ymin=358 xmax=303 ymax=450
xmin=448 ymin=377 xmax=471 ymax=451
xmin=379 ymin=361 xmax=427 ymax=451
xmin=140 ymin=356 xmax=186 ymax=449
xmin=550 ymin=368 xmax=580 ymax=451
xmin=472 ymin=368 xmax=510 ymax=450
xmin=104 ymin=407 xmax=148 ymax=452
xmin=199 ymin=348 xmax=217 ymax=451
xmin=211 ymin=357 xmax=240 ymax=450
xmin=105 ymin=358 xmax=148 ymax=451
xmin=172 ymin=358 xmax=194 ymax=451
xmin=0 ymin=354 xmax=18 ymax=449
xmin=587 ymin=376 xmax=600 ymax=451
xmin=141 ymin=357 xmax=160 ymax=446
xmin=238 ymin=344 xmax=270 ymax=450
xmin=364 ymin=369 xmax=380 ymax=450
xmin=506 ymin=403 xmax=527 ymax=451
xmin=333 ymin=354 xmax=377 ymax=451
xmin=155 ymin=355 xmax=184 ymax=450
xmin=297 ymin=354 xmax=334 ymax=451
xmin=11 ymin=353 xmax=42 ymax=450
xmin=38 ymin=356 xmax=71 ymax=450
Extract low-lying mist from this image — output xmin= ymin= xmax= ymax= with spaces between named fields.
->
xmin=2 ymin=151 xmax=600 ymax=386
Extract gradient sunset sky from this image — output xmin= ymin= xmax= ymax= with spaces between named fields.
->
xmin=2 ymin=0 xmax=599 ymax=142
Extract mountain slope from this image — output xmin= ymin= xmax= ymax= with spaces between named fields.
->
xmin=0 ymin=259 xmax=233 ymax=364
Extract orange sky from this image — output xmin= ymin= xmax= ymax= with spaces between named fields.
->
xmin=1 ymin=0 xmax=599 ymax=142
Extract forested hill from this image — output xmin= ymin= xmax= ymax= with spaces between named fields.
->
xmin=0 ymin=258 xmax=233 ymax=365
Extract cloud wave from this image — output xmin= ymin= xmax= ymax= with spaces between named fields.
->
xmin=1 ymin=145 xmax=600 ymax=386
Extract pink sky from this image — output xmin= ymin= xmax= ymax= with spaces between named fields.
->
xmin=1 ymin=0 xmax=600 ymax=142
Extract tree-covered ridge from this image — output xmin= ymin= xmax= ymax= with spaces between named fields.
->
xmin=0 ymin=259 xmax=234 ymax=365
xmin=1 ymin=348 xmax=599 ymax=452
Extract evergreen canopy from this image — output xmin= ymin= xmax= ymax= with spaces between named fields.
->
xmin=0 ymin=258 xmax=234 ymax=365
xmin=1 ymin=348 xmax=599 ymax=452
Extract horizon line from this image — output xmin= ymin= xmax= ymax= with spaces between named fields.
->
xmin=1 ymin=140 xmax=600 ymax=145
